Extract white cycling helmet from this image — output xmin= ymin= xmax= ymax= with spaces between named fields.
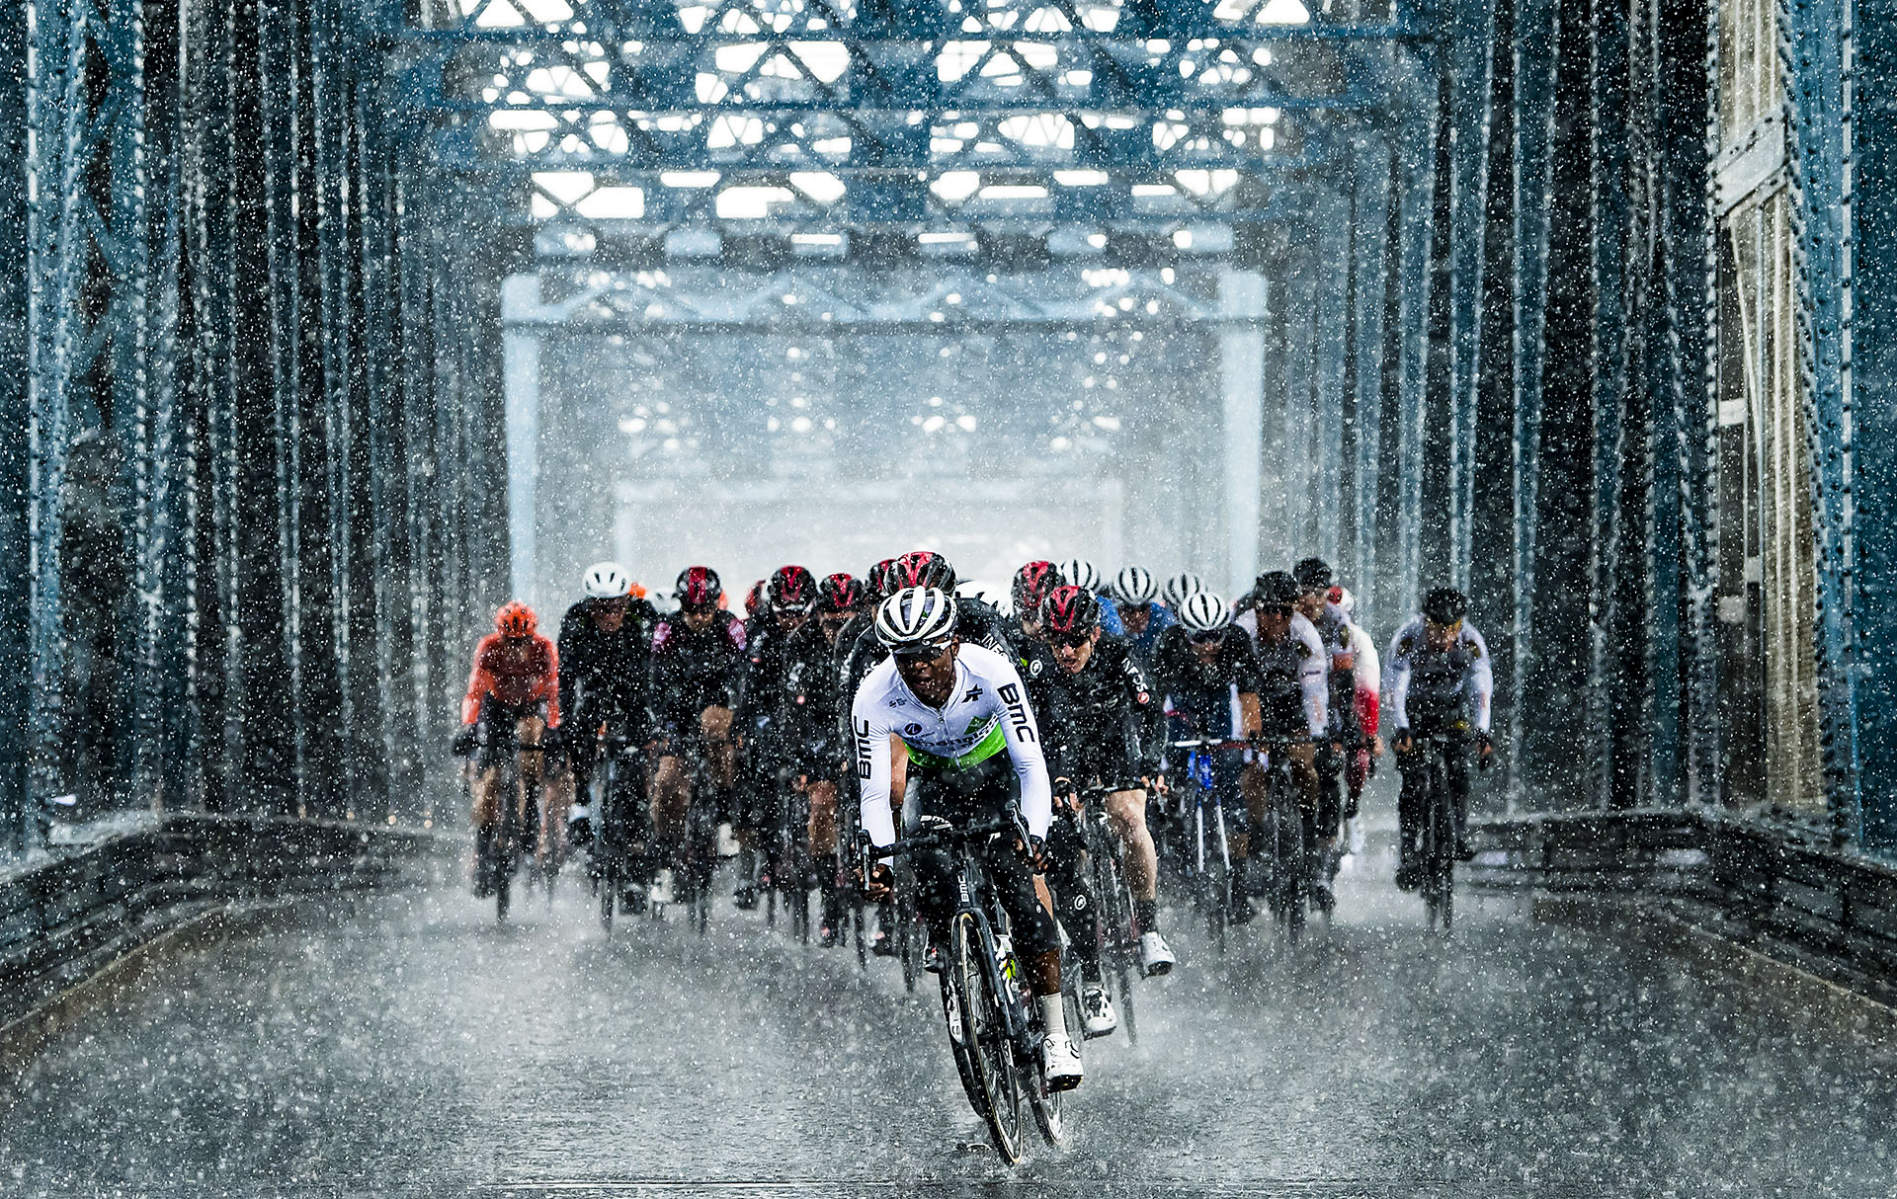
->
xmin=1163 ymin=571 xmax=1206 ymax=610
xmin=1108 ymin=565 xmax=1158 ymax=606
xmin=875 ymin=587 xmax=960 ymax=655
xmin=1177 ymin=590 xmax=1231 ymax=635
xmin=582 ymin=560 xmax=633 ymax=600
xmin=1057 ymin=558 xmax=1102 ymax=592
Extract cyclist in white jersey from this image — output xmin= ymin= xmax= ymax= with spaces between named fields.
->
xmin=852 ymin=587 xmax=1081 ymax=1091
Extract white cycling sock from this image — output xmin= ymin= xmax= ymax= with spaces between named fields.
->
xmin=1040 ymin=994 xmax=1069 ymax=1041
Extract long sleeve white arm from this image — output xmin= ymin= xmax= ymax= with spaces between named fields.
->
xmin=993 ymin=672 xmax=1053 ymax=841
xmin=850 ymin=697 xmax=898 ymax=849
xmin=1465 ymin=623 xmax=1494 ymax=734
xmin=1383 ymin=631 xmax=1413 ymax=731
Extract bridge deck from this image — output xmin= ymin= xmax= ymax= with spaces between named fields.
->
xmin=4 ymin=873 xmax=1894 ymax=1196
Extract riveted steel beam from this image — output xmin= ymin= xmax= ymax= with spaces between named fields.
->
xmin=1 ymin=3 xmax=29 ymax=852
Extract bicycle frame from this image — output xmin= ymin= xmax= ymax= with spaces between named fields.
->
xmin=858 ymin=814 xmax=1066 ymax=1162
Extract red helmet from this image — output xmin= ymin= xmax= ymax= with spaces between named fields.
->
xmin=1041 ymin=585 xmax=1100 ymax=638
xmin=768 ymin=565 xmax=818 ymax=613
xmin=866 ymin=558 xmax=898 ymax=599
xmin=495 ymin=601 xmax=538 ymax=638
xmin=1012 ymin=560 xmax=1059 ymax=616
xmin=676 ymin=565 xmax=723 ymax=611
xmin=891 ymin=550 xmax=957 ymax=592
xmin=818 ymin=572 xmax=866 ymax=613
xmin=744 ymin=579 xmax=765 ymax=616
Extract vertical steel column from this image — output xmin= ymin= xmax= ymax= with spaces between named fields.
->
xmin=503 ymin=276 xmax=542 ymax=605
xmin=1587 ymin=0 xmax=1633 ymax=807
xmin=103 ymin=0 xmax=155 ymax=807
xmin=1279 ymin=253 xmax=1319 ymax=567
xmin=28 ymin=0 xmax=84 ymax=808
xmin=1311 ymin=187 xmax=1352 ymax=568
xmin=1349 ymin=136 xmax=1393 ymax=602
xmin=1218 ymin=268 xmax=1266 ymax=595
xmin=1 ymin=3 xmax=31 ymax=851
xmin=1784 ymin=0 xmax=1857 ymax=840
xmin=1507 ymin=0 xmax=1560 ymax=809
xmin=1850 ymin=0 xmax=1897 ymax=853
xmin=1446 ymin=0 xmax=1498 ymax=589
xmin=230 ymin=0 xmax=296 ymax=813
xmin=1391 ymin=69 xmax=1442 ymax=616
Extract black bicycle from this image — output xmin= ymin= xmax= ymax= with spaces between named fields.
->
xmin=651 ymin=735 xmax=717 ymax=936
xmin=859 ymin=815 xmax=1076 ymax=1163
xmin=764 ymin=768 xmax=814 ymax=944
xmin=1256 ymin=738 xmax=1309 ymax=947
xmin=473 ymin=719 xmax=542 ymax=925
xmin=1413 ymin=730 xmax=1461 ymax=932
xmin=1170 ymin=739 xmax=1239 ymax=955
xmin=1076 ymin=785 xmax=1142 ymax=1045
xmin=592 ymin=736 xmax=651 ymax=935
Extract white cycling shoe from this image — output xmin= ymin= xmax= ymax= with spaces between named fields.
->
xmin=649 ymin=867 xmax=676 ymax=906
xmin=1080 ymin=984 xmax=1119 ymax=1038
xmin=1042 ymin=1032 xmax=1084 ymax=1091
xmin=1139 ymin=930 xmax=1177 ymax=977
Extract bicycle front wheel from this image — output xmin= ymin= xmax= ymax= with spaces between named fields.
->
xmin=951 ymin=911 xmax=1025 ymax=1163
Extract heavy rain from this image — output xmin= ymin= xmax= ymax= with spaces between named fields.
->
xmin=3 ymin=0 xmax=1896 ymax=1193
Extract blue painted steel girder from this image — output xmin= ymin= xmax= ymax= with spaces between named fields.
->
xmin=1849 ymin=0 xmax=1894 ymax=852
xmin=1 ymin=1 xmax=29 ymax=849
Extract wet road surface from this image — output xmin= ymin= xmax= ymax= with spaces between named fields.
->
xmin=5 ymin=861 xmax=1897 ymax=1197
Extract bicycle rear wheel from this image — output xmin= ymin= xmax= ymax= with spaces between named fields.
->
xmin=1271 ymin=773 xmax=1306 ymax=947
xmin=1207 ymin=804 xmax=1230 ymax=956
xmin=1094 ymin=852 xmax=1138 ymax=1046
xmin=1425 ymin=760 xmax=1455 ymax=933
xmin=951 ymin=911 xmax=1025 ymax=1163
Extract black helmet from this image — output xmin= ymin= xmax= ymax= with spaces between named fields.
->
xmin=1423 ymin=587 xmax=1469 ymax=625
xmin=1292 ymin=557 xmax=1334 ymax=593
xmin=1252 ymin=570 xmax=1301 ymax=610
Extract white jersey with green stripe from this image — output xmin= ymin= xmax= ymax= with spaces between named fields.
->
xmin=851 ymin=643 xmax=1053 ymax=850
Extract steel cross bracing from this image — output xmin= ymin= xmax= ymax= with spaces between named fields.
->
xmin=385 ymin=0 xmax=1424 ymax=254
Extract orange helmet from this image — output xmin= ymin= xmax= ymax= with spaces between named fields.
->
xmin=627 ymin=581 xmax=648 ymax=600
xmin=495 ymin=601 xmax=537 ymax=638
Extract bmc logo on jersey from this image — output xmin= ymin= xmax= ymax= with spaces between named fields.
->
xmin=997 ymin=682 xmax=1035 ymax=742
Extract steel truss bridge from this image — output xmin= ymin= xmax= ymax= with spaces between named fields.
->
xmin=0 ymin=0 xmax=1891 ymax=864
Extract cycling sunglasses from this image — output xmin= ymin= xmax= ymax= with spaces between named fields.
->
xmin=1259 ymin=604 xmax=1294 ymax=618
xmin=1188 ymin=629 xmax=1224 ymax=647
xmin=893 ymin=640 xmax=953 ymax=661
xmin=1049 ymin=631 xmax=1092 ymax=649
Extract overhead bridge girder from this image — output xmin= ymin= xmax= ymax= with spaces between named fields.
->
xmin=503 ymin=263 xmax=1269 ymax=333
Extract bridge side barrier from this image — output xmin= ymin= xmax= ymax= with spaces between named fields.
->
xmin=0 ymin=814 xmax=457 ymax=1028
xmin=1468 ymin=809 xmax=1897 ymax=998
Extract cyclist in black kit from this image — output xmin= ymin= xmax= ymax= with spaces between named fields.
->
xmin=1025 ymin=585 xmax=1176 ymax=1036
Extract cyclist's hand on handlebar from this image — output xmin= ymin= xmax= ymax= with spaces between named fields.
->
xmin=1392 ymin=728 xmax=1414 ymax=755
xmin=1371 ymin=733 xmax=1386 ymax=758
xmin=1477 ymin=733 xmax=1495 ymax=771
xmin=452 ymin=726 xmax=478 ymax=757
xmin=859 ymin=862 xmax=894 ymax=901
xmin=1052 ymin=777 xmax=1082 ymax=813
xmin=1018 ymin=835 xmax=1052 ymax=873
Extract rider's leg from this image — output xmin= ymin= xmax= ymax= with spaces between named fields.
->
xmin=701 ymin=704 xmax=736 ymax=789
xmin=1105 ymin=787 xmax=1158 ymax=926
xmin=808 ymin=778 xmax=842 ymax=935
xmin=650 ymin=753 xmax=690 ymax=854
xmin=516 ymin=716 xmax=547 ymax=854
xmin=1393 ymin=739 xmax=1426 ymax=887
xmin=1042 ymin=811 xmax=1101 ymax=983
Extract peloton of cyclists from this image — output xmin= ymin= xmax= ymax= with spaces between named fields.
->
xmin=450 ymin=553 xmax=1496 ymax=945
